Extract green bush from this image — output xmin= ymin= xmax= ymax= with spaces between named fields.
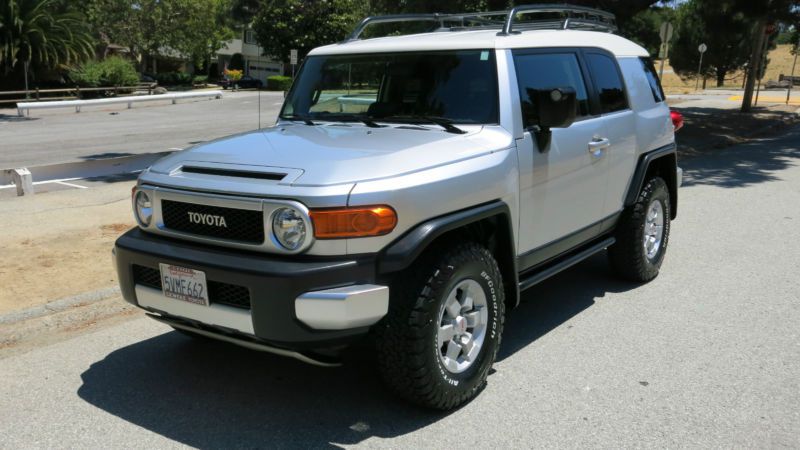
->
xmin=193 ymin=75 xmax=208 ymax=85
xmin=267 ymin=75 xmax=293 ymax=91
xmin=69 ymin=56 xmax=138 ymax=88
xmin=154 ymin=72 xmax=193 ymax=86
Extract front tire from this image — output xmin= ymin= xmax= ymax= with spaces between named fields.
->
xmin=609 ymin=176 xmax=671 ymax=282
xmin=375 ymin=242 xmax=505 ymax=410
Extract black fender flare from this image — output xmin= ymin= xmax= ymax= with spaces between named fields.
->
xmin=625 ymin=143 xmax=678 ymax=219
xmin=377 ymin=200 xmax=520 ymax=307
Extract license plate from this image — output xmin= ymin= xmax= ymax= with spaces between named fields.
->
xmin=159 ymin=263 xmax=209 ymax=306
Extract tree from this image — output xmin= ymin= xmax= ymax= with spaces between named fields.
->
xmin=0 ymin=0 xmax=94 ymax=86
xmin=617 ymin=6 xmax=675 ymax=57
xmin=736 ymin=0 xmax=800 ymax=112
xmin=82 ymin=0 xmax=234 ymax=73
xmin=668 ymin=0 xmax=751 ymax=87
xmin=251 ymin=0 xmax=368 ymax=63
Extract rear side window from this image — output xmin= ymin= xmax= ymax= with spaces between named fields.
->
xmin=586 ymin=53 xmax=628 ymax=113
xmin=640 ymin=57 xmax=666 ymax=103
xmin=513 ymin=52 xmax=590 ymax=128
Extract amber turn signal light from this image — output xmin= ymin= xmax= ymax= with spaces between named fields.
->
xmin=310 ymin=206 xmax=397 ymax=239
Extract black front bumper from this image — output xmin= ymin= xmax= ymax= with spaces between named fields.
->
xmin=114 ymin=228 xmax=379 ymax=349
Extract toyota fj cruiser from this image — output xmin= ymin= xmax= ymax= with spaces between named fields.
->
xmin=114 ymin=4 xmax=683 ymax=410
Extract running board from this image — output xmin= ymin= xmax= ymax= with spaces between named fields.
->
xmin=147 ymin=314 xmax=342 ymax=368
xmin=518 ymin=237 xmax=615 ymax=291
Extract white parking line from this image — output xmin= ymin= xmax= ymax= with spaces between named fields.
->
xmin=55 ymin=180 xmax=88 ymax=189
xmin=0 ymin=177 xmax=82 ymax=190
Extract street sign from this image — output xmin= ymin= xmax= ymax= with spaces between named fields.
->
xmin=659 ymin=22 xmax=674 ymax=43
xmin=696 ymin=43 xmax=708 ymax=91
xmin=290 ymin=49 xmax=298 ymax=65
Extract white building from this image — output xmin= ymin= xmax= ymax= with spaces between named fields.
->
xmin=216 ymin=28 xmax=284 ymax=81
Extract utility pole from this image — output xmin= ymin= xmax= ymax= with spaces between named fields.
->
xmin=741 ymin=19 xmax=768 ymax=113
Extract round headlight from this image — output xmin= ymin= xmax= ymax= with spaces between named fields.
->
xmin=135 ymin=190 xmax=153 ymax=226
xmin=272 ymin=207 xmax=307 ymax=251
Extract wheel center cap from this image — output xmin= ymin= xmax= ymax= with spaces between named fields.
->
xmin=455 ymin=316 xmax=468 ymax=334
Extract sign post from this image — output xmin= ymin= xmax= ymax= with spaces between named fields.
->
xmin=290 ymin=49 xmax=298 ymax=79
xmin=695 ymin=43 xmax=708 ymax=91
xmin=787 ymin=48 xmax=798 ymax=105
xmin=658 ymin=22 xmax=674 ymax=79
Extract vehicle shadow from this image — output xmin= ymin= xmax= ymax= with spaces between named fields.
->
xmin=77 ymin=253 xmax=635 ymax=447
xmin=0 ymin=113 xmax=38 ymax=123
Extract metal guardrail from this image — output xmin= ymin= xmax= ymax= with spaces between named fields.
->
xmin=0 ymin=84 xmax=157 ymax=105
xmin=17 ymin=90 xmax=223 ymax=116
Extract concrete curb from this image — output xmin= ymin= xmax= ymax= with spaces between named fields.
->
xmin=0 ymin=286 xmax=121 ymax=325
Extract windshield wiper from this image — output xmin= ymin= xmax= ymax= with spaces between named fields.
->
xmin=376 ymin=115 xmax=467 ymax=134
xmin=280 ymin=114 xmax=316 ymax=126
xmin=315 ymin=113 xmax=385 ymax=128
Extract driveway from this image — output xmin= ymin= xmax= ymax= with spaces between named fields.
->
xmin=1 ymin=126 xmax=799 ymax=448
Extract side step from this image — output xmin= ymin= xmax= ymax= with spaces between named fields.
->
xmin=519 ymin=237 xmax=615 ymax=291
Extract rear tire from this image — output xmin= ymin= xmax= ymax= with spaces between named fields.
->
xmin=375 ymin=242 xmax=505 ymax=410
xmin=609 ymin=176 xmax=671 ymax=282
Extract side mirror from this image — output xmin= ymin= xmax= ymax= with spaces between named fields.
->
xmin=522 ymin=87 xmax=578 ymax=151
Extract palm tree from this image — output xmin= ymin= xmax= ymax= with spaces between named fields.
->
xmin=0 ymin=0 xmax=94 ymax=88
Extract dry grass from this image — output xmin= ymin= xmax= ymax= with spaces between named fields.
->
xmin=660 ymin=44 xmax=798 ymax=94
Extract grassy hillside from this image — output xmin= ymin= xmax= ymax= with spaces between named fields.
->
xmin=660 ymin=44 xmax=798 ymax=94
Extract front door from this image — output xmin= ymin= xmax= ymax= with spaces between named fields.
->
xmin=513 ymin=50 xmax=610 ymax=256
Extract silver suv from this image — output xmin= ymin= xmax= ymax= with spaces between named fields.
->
xmin=114 ymin=5 xmax=683 ymax=410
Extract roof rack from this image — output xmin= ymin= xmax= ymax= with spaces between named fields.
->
xmin=344 ymin=4 xmax=617 ymax=42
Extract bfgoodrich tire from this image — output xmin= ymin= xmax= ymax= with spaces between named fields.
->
xmin=375 ymin=242 xmax=505 ymax=410
xmin=609 ymin=176 xmax=671 ymax=282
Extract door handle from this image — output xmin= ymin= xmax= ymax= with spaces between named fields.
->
xmin=588 ymin=138 xmax=610 ymax=150
xmin=588 ymin=137 xmax=610 ymax=157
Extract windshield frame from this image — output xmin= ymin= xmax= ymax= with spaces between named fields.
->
xmin=279 ymin=49 xmax=500 ymax=126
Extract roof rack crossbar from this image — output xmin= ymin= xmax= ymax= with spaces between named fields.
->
xmin=498 ymin=4 xmax=616 ymax=35
xmin=345 ymin=10 xmax=509 ymax=42
xmin=344 ymin=4 xmax=617 ymax=43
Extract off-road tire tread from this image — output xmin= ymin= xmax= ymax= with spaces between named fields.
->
xmin=375 ymin=242 xmax=505 ymax=410
xmin=609 ymin=176 xmax=671 ymax=282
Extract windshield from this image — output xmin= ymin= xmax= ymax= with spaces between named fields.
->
xmin=280 ymin=50 xmax=499 ymax=124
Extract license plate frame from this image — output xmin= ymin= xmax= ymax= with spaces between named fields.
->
xmin=158 ymin=263 xmax=210 ymax=306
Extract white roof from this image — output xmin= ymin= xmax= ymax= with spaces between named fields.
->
xmin=309 ymin=29 xmax=648 ymax=58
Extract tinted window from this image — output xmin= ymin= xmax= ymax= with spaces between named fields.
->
xmin=282 ymin=50 xmax=499 ymax=124
xmin=640 ymin=57 xmax=665 ymax=103
xmin=513 ymin=52 xmax=590 ymax=128
xmin=586 ymin=53 xmax=628 ymax=113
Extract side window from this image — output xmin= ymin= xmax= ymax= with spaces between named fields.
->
xmin=513 ymin=52 xmax=590 ymax=129
xmin=586 ymin=53 xmax=628 ymax=113
xmin=640 ymin=57 xmax=666 ymax=103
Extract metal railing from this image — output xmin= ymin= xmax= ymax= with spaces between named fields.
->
xmin=16 ymin=90 xmax=223 ymax=116
xmin=0 ymin=83 xmax=158 ymax=106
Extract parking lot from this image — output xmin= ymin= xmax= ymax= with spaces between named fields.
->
xmin=0 ymin=90 xmax=284 ymax=168
xmin=1 ymin=121 xmax=799 ymax=447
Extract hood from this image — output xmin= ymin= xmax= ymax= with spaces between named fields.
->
xmin=149 ymin=123 xmax=513 ymax=187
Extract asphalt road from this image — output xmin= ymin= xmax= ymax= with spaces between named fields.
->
xmin=0 ymin=90 xmax=284 ymax=168
xmin=1 ymin=127 xmax=799 ymax=448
